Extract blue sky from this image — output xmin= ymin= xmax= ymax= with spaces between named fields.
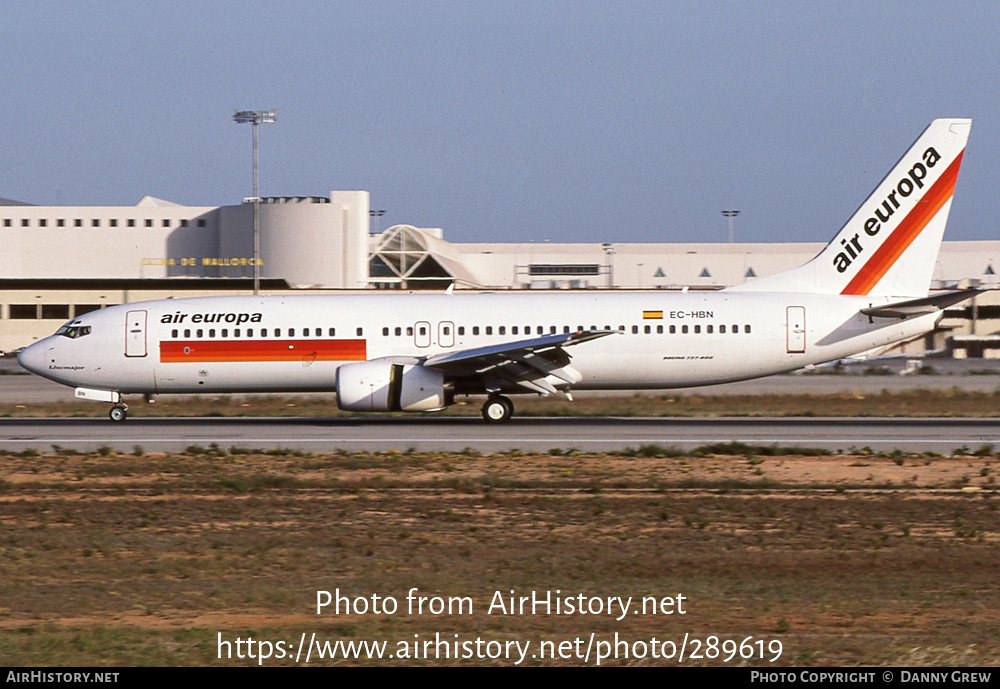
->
xmin=2 ymin=1 xmax=998 ymax=244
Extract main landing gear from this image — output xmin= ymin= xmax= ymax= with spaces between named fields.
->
xmin=109 ymin=404 xmax=128 ymax=422
xmin=481 ymin=395 xmax=513 ymax=423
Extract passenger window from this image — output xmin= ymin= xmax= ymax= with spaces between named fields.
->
xmin=632 ymin=325 xmax=639 ymax=334
xmin=235 ymin=328 xmax=241 ymax=337
xmin=486 ymin=326 xmax=493 ymax=335
xmin=247 ymin=328 xmax=253 ymax=337
xmin=644 ymin=325 xmax=651 ymax=334
xmin=458 ymin=326 xmax=465 ymax=336
xmin=407 ymin=326 xmax=414 ymax=336
xmin=563 ymin=326 xmax=570 ymax=334
xmin=382 ymin=327 xmax=389 ymax=336
xmin=289 ymin=328 xmax=295 ymax=337
xmin=304 ymin=328 xmax=310 ymax=336
xmin=443 ymin=326 xmax=451 ymax=336
xmin=657 ymin=325 xmax=663 ymax=334
xmin=473 ymin=326 xmax=480 ymax=335
xmin=275 ymin=328 xmax=281 ymax=337
xmin=682 ymin=325 xmax=689 ymax=334
xmin=222 ymin=329 xmax=228 ymax=337
xmin=329 ymin=328 xmax=336 ymax=336
xmin=395 ymin=327 xmax=402 ymax=336
xmin=209 ymin=329 xmax=216 ymax=338
xmin=197 ymin=329 xmax=204 ymax=338
xmin=720 ymin=325 xmax=726 ymax=333
xmin=512 ymin=326 xmax=519 ymax=335
xmin=732 ymin=325 xmax=738 ymax=334
xmin=357 ymin=327 xmax=363 ymax=336
xmin=744 ymin=325 xmax=752 ymax=333
xmin=707 ymin=325 xmax=713 ymax=334
xmin=261 ymin=328 xmax=268 ymax=337
xmin=669 ymin=325 xmax=676 ymax=334
xmin=499 ymin=326 xmax=506 ymax=335
xmin=694 ymin=325 xmax=701 ymax=334
xmin=171 ymin=329 xmax=178 ymax=338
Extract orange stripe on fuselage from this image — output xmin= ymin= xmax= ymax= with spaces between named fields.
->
xmin=841 ymin=151 xmax=964 ymax=296
xmin=160 ymin=339 xmax=367 ymax=363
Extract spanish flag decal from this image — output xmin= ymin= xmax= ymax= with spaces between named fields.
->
xmin=642 ymin=310 xmax=663 ymax=320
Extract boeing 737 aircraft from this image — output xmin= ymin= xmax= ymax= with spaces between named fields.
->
xmin=18 ymin=119 xmax=977 ymax=422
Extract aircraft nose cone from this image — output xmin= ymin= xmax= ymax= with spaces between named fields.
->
xmin=17 ymin=342 xmax=46 ymax=376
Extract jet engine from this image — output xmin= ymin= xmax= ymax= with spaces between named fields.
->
xmin=335 ymin=359 xmax=450 ymax=412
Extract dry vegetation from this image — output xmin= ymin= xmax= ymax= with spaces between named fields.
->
xmin=1 ymin=445 xmax=999 ymax=666
xmin=4 ymin=387 xmax=1000 ymax=419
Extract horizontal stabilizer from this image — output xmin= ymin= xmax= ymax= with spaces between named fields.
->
xmin=859 ymin=289 xmax=981 ymax=320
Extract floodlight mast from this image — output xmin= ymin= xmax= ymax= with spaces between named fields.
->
xmin=233 ymin=110 xmax=277 ymax=295
xmin=721 ymin=210 xmax=740 ymax=243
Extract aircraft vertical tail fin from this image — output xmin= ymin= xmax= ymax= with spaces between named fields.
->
xmin=728 ymin=118 xmax=971 ymax=297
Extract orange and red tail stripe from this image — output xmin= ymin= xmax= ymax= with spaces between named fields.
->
xmin=841 ymin=150 xmax=964 ymax=296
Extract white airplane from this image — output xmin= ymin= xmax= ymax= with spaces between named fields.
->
xmin=18 ymin=118 xmax=977 ymax=423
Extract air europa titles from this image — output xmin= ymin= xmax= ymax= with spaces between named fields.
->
xmin=832 ymin=146 xmax=942 ymax=274
xmin=159 ymin=312 xmax=263 ymax=325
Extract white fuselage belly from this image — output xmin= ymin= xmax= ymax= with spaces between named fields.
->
xmin=31 ymin=292 xmax=936 ymax=395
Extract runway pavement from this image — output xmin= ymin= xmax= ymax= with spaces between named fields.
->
xmin=4 ymin=357 xmax=1000 ymax=454
xmin=1 ymin=416 xmax=998 ymax=454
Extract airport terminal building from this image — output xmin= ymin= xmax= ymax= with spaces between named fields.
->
xmin=2 ymin=190 xmax=999 ymax=354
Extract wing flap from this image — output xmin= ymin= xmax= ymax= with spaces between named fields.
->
xmin=424 ymin=329 xmax=615 ymax=369
xmin=423 ymin=329 xmax=616 ymax=395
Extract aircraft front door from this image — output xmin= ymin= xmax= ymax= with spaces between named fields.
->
xmin=786 ymin=306 xmax=806 ymax=354
xmin=125 ymin=310 xmax=148 ymax=357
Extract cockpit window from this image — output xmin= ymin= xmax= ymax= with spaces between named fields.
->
xmin=56 ymin=323 xmax=92 ymax=339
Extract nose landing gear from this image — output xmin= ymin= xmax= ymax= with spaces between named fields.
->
xmin=109 ymin=404 xmax=128 ymax=422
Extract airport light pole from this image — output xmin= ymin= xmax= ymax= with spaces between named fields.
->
xmin=233 ymin=110 xmax=277 ymax=295
xmin=370 ymin=209 xmax=386 ymax=235
xmin=721 ymin=210 xmax=740 ymax=244
xmin=602 ymin=243 xmax=615 ymax=288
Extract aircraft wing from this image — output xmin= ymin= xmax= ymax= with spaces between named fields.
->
xmin=860 ymin=289 xmax=981 ymax=320
xmin=423 ymin=329 xmax=616 ymax=395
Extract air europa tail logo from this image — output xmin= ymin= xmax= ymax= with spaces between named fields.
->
xmin=832 ymin=147 xmax=942 ymax=273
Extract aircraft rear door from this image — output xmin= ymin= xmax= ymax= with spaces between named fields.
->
xmin=125 ymin=310 xmax=148 ymax=357
xmin=786 ymin=306 xmax=806 ymax=354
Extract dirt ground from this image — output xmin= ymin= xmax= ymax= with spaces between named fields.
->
xmin=1 ymin=448 xmax=998 ymax=666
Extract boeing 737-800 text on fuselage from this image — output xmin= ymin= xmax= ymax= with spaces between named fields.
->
xmin=18 ymin=119 xmax=978 ymax=422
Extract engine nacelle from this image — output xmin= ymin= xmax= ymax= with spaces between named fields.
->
xmin=335 ymin=359 xmax=448 ymax=412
